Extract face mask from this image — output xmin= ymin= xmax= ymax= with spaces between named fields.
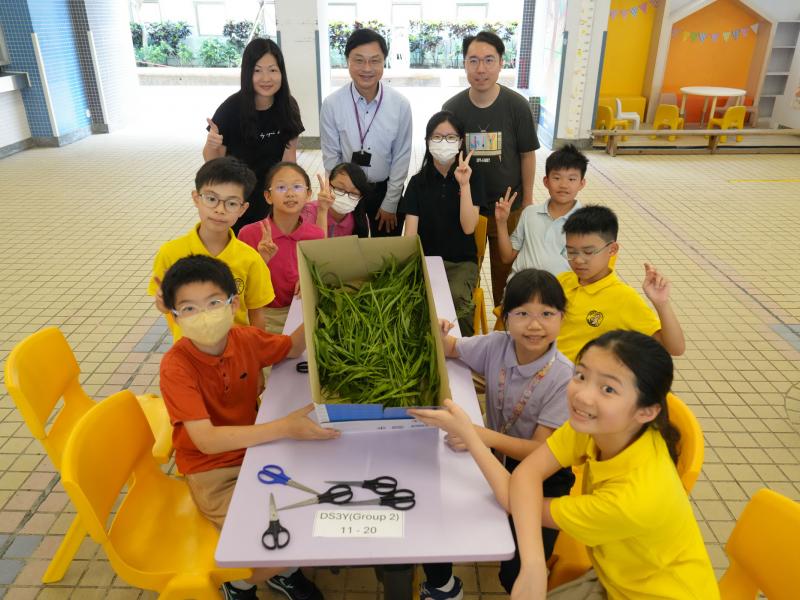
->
xmin=179 ymin=305 xmax=234 ymax=347
xmin=428 ymin=139 xmax=460 ymax=163
xmin=331 ymin=189 xmax=360 ymax=214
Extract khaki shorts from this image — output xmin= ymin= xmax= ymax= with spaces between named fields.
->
xmin=185 ymin=465 xmax=241 ymax=529
xmin=264 ymin=305 xmax=291 ymax=335
xmin=548 ymin=569 xmax=606 ymax=599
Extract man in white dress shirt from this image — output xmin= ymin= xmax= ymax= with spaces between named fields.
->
xmin=320 ymin=29 xmax=412 ymax=237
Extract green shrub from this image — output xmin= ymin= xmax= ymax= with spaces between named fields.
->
xmin=177 ymin=42 xmax=195 ymax=66
xmin=141 ymin=41 xmax=171 ymax=65
xmin=199 ymin=39 xmax=240 ymax=67
xmin=130 ymin=22 xmax=143 ymax=49
xmin=223 ymin=20 xmax=263 ymax=52
xmin=145 ymin=21 xmax=192 ymax=55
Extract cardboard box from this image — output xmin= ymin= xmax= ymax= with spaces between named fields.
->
xmin=297 ymin=236 xmax=450 ymax=431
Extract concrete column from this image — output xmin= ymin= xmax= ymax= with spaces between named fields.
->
xmin=274 ymin=0 xmax=328 ymax=147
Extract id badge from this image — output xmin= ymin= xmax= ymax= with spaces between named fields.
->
xmin=352 ymin=150 xmax=372 ymax=167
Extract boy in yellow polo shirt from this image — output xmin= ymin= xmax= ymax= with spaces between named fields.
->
xmin=149 ymin=157 xmax=274 ymax=340
xmin=556 ymin=205 xmax=685 ymax=362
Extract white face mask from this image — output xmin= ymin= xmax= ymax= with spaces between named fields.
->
xmin=428 ymin=139 xmax=461 ymax=163
xmin=331 ymin=189 xmax=360 ymax=214
xmin=178 ymin=306 xmax=234 ymax=347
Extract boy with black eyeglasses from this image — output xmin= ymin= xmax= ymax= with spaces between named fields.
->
xmin=556 ymin=205 xmax=686 ymax=362
xmin=148 ymin=156 xmax=274 ymax=340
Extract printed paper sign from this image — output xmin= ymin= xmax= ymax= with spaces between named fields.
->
xmin=313 ymin=509 xmax=404 ymax=538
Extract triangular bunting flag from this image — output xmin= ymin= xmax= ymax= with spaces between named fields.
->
xmin=751 ymin=23 xmax=759 ymax=34
xmin=610 ymin=9 xmax=618 ymax=19
xmin=650 ymin=0 xmax=658 ymax=7
xmin=672 ymin=28 xmax=681 ymax=38
xmin=741 ymin=28 xmax=748 ymax=37
xmin=711 ymin=33 xmax=719 ymax=42
xmin=732 ymin=29 xmax=739 ymax=39
xmin=641 ymin=2 xmax=648 ymax=13
xmin=631 ymin=6 xmax=638 ymax=16
xmin=690 ymin=32 xmax=698 ymax=41
xmin=683 ymin=31 xmax=691 ymax=41
xmin=723 ymin=31 xmax=730 ymax=42
xmin=621 ymin=8 xmax=628 ymax=18
xmin=699 ymin=33 xmax=707 ymax=42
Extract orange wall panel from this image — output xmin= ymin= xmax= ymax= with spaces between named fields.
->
xmin=599 ymin=1 xmax=657 ymax=98
xmin=662 ymin=0 xmax=758 ymax=123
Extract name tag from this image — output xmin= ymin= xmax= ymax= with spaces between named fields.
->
xmin=312 ymin=509 xmax=405 ymax=538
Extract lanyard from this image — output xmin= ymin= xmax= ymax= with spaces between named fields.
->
xmin=496 ymin=353 xmax=556 ymax=435
xmin=350 ymin=83 xmax=384 ymax=150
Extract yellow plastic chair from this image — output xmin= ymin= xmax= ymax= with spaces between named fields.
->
xmin=61 ymin=390 xmax=251 ymax=599
xmin=595 ymin=104 xmax=629 ymax=142
xmin=472 ymin=215 xmax=489 ymax=335
xmin=3 ymin=327 xmax=174 ymax=583
xmin=718 ymin=488 xmax=800 ymax=599
xmin=650 ymin=104 xmax=684 ymax=142
xmin=708 ymin=105 xmax=746 ymax=143
xmin=547 ymin=392 xmax=703 ymax=590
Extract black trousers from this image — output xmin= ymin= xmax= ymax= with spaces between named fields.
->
xmin=366 ymin=179 xmax=405 ymax=237
xmin=423 ymin=458 xmax=575 ymax=593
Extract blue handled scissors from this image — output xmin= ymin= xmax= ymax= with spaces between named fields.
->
xmin=262 ymin=493 xmax=290 ymax=550
xmin=257 ymin=464 xmax=319 ymax=495
xmin=325 ymin=476 xmax=398 ymax=496
xmin=345 ymin=488 xmax=416 ymax=511
xmin=278 ymin=485 xmax=354 ymax=511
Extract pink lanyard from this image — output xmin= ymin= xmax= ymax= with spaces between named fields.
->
xmin=496 ymin=354 xmax=556 ymax=435
xmin=350 ymin=83 xmax=384 ymax=150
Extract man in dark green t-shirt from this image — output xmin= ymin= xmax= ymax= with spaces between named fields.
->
xmin=443 ymin=31 xmax=540 ymax=306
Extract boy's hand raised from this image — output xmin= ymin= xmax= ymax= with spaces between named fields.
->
xmin=283 ymin=404 xmax=340 ymax=440
xmin=642 ymin=262 xmax=671 ymax=306
xmin=316 ymin=173 xmax=334 ymax=212
xmin=257 ymin=220 xmax=278 ymax=263
xmin=206 ymin=118 xmax=223 ymax=148
xmin=454 ymin=150 xmax=474 ymax=188
xmin=494 ymin=187 xmax=517 ymax=224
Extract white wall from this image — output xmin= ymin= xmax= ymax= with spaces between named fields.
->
xmin=0 ymin=91 xmax=31 ymax=149
xmin=771 ymin=41 xmax=800 ymax=128
xmin=669 ymin=0 xmax=800 ymax=21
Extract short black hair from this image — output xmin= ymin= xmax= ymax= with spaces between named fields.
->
xmin=546 ymin=144 xmax=589 ymax=178
xmin=462 ymin=30 xmax=504 ymax=58
xmin=562 ymin=205 xmax=619 ymax=242
xmin=345 ymin=29 xmax=388 ymax=58
xmin=195 ymin=156 xmax=257 ymax=199
xmin=160 ymin=255 xmax=237 ymax=311
xmin=501 ymin=269 xmax=567 ymax=321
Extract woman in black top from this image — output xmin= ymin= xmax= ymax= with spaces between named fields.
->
xmin=402 ymin=110 xmax=486 ymax=336
xmin=204 ymin=38 xmax=304 ymax=233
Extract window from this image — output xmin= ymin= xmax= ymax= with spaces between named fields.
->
xmin=456 ymin=3 xmax=488 ymax=21
xmin=392 ymin=2 xmax=422 ymax=24
xmin=329 ymin=3 xmax=357 ymax=23
xmin=140 ymin=0 xmax=162 ymax=24
xmin=195 ymin=2 xmax=226 ymax=36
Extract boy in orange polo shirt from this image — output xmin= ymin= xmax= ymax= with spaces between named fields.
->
xmin=159 ymin=255 xmax=339 ymax=600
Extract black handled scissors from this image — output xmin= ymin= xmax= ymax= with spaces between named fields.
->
xmin=257 ymin=464 xmax=319 ymax=495
xmin=262 ymin=493 xmax=290 ymax=550
xmin=345 ymin=488 xmax=416 ymax=511
xmin=278 ymin=485 xmax=354 ymax=511
xmin=325 ymin=476 xmax=398 ymax=496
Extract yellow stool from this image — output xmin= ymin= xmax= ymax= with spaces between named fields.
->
xmin=650 ymin=104 xmax=684 ymax=142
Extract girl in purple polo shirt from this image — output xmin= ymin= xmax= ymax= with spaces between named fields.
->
xmin=409 ymin=269 xmax=575 ymax=599
xmin=238 ymin=162 xmax=327 ymax=333
xmin=301 ymin=162 xmax=372 ymax=238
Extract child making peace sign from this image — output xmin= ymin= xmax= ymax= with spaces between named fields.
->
xmin=401 ymin=111 xmax=487 ymax=336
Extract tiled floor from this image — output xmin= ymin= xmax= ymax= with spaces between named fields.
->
xmin=0 ymin=83 xmax=799 ymax=599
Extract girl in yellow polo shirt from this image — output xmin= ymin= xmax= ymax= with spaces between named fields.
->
xmin=509 ymin=330 xmax=718 ymax=600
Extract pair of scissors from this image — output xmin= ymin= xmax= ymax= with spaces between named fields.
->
xmin=262 ymin=493 xmax=290 ymax=550
xmin=257 ymin=464 xmax=319 ymax=495
xmin=345 ymin=488 xmax=416 ymax=511
xmin=278 ymin=484 xmax=354 ymax=511
xmin=325 ymin=476 xmax=398 ymax=496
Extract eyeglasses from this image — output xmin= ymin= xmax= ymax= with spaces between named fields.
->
xmin=269 ymin=183 xmax=309 ymax=194
xmin=332 ymin=187 xmax=361 ymax=201
xmin=561 ymin=241 xmax=613 ymax=261
xmin=429 ymin=134 xmax=461 ymax=143
xmin=350 ymin=57 xmax=384 ymax=68
xmin=465 ymin=56 xmax=498 ymax=69
xmin=198 ymin=193 xmax=245 ymax=213
xmin=171 ymin=295 xmax=234 ymax=318
xmin=507 ymin=310 xmax=561 ymax=324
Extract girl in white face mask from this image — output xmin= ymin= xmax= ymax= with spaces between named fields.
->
xmin=301 ymin=162 xmax=372 ymax=238
xmin=401 ymin=111 xmax=484 ymax=339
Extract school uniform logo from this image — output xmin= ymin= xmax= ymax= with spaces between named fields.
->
xmin=586 ymin=310 xmax=604 ymax=327
xmin=234 ymin=277 xmax=245 ymax=295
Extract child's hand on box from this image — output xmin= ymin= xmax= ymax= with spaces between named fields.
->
xmin=282 ymin=404 xmax=340 ymax=440
xmin=408 ymin=399 xmax=475 ymax=451
xmin=438 ymin=318 xmax=454 ymax=338
xmin=642 ymin=262 xmax=672 ymax=306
